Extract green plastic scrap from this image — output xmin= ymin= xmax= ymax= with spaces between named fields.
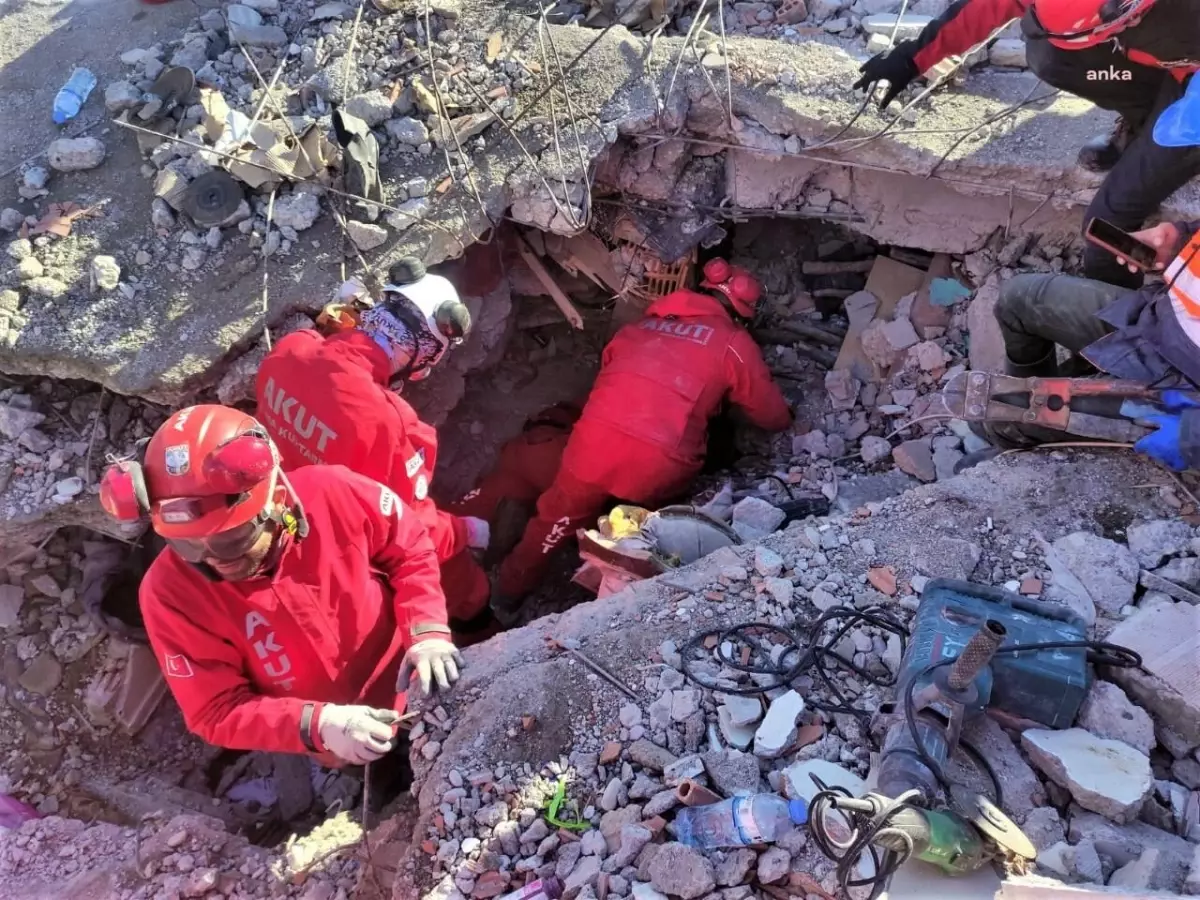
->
xmin=544 ymin=777 xmax=590 ymax=831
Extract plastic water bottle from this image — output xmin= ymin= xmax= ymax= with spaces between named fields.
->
xmin=52 ymin=68 xmax=98 ymax=125
xmin=674 ymin=794 xmax=808 ymax=849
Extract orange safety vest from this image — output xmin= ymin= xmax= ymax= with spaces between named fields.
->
xmin=1167 ymin=232 xmax=1200 ymax=323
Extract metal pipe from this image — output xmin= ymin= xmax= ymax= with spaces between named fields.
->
xmin=676 ymin=779 xmax=722 ymax=807
xmin=947 ymin=620 xmax=1007 ymax=692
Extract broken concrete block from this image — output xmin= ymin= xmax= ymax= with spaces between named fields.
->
xmin=893 ymin=438 xmax=936 ymax=483
xmin=1048 ymin=531 xmax=1138 ymax=615
xmin=988 ymin=38 xmax=1027 ymax=67
xmin=1154 ymin=556 xmax=1200 ymax=592
xmin=1020 ymin=807 xmax=1065 ymax=852
xmin=648 ymin=843 xmax=715 ymax=899
xmin=720 ymin=694 xmax=763 ymax=728
xmin=731 ymin=497 xmax=785 ymax=542
xmin=824 ymin=369 xmax=859 ymax=412
xmin=860 ymin=12 xmax=933 ymax=38
xmin=1127 ymin=518 xmax=1192 ymax=569
xmin=662 ymin=754 xmax=703 ymax=787
xmin=47 ymin=137 xmax=106 ymax=172
xmin=1185 ymin=845 xmax=1200 ymax=895
xmin=1037 ymin=841 xmax=1072 ymax=879
xmin=0 ymin=583 xmax=23 ymax=628
xmin=780 ymin=759 xmax=866 ymax=803
xmin=966 ymin=278 xmax=1005 ymax=373
xmin=1077 ymin=680 xmax=1156 ymax=756
xmin=754 ymin=690 xmax=805 ymax=758
xmin=702 ymin=749 xmax=761 ymax=797
xmin=860 ymin=435 xmax=892 ymax=464
xmin=717 ymin=706 xmax=755 ymax=751
xmin=1107 ymin=601 xmax=1200 ymax=744
xmin=1110 ymin=848 xmax=1164 ymax=892
xmin=861 ymin=316 xmax=919 ymax=367
xmin=1022 ymin=728 xmax=1152 ymax=823
xmin=1071 ymin=838 xmax=1104 ymax=883
xmin=963 ymin=716 xmax=1046 ymax=819
xmin=764 ymin=577 xmax=793 ymax=606
xmin=753 ymin=546 xmax=784 ymax=578
xmin=346 ymin=220 xmax=389 ymax=251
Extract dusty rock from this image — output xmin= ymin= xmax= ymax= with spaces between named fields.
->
xmin=26 ymin=276 xmax=67 ymax=298
xmin=893 ymin=439 xmax=935 ymax=483
xmin=721 ymin=694 xmax=763 ymax=728
xmin=566 ymin=856 xmax=602 ymax=893
xmin=1185 ymin=845 xmax=1200 ymax=895
xmin=702 ymin=749 xmax=761 ymax=797
xmin=1127 ymin=519 xmax=1192 ymax=569
xmin=780 ymin=760 xmax=865 ymax=802
xmin=47 ymin=137 xmax=107 ymax=171
xmin=631 ymin=884 xmax=669 ymax=900
xmin=861 ymin=316 xmax=919 ymax=366
xmin=731 ymin=497 xmax=785 ymax=541
xmin=764 ymin=577 xmax=793 ymax=606
xmin=609 ymin=825 xmax=653 ymax=870
xmin=20 ymin=651 xmax=63 ymax=694
xmin=860 ymin=436 xmax=892 ymax=464
xmin=16 ymin=256 xmax=43 ymax=280
xmin=756 ymin=847 xmax=790 ymax=884
xmin=824 ymin=369 xmax=859 ymax=412
xmin=648 ymin=843 xmax=715 ymax=899
xmin=712 ymin=848 xmax=757 ymax=887
xmin=1110 ymin=848 xmax=1161 ymax=891
xmin=91 ymin=256 xmax=121 ymax=292
xmin=0 ymin=584 xmax=24 ymax=628
xmin=753 ymin=546 xmax=784 ymax=578
xmin=1077 ymin=681 xmax=1156 ymax=756
xmin=1049 ymin=531 xmax=1138 ymax=615
xmin=0 ymin=403 xmax=44 ymax=440
xmin=344 ymin=91 xmax=394 ymax=126
xmin=228 ymin=22 xmax=288 ymax=47
xmin=1020 ymin=807 xmax=1065 ymax=851
xmin=272 ymin=192 xmax=321 ymax=231
xmin=1037 ymin=841 xmax=1072 ymax=879
xmin=1071 ymin=839 xmax=1104 ymax=883
xmin=387 ymin=116 xmax=430 ymax=145
xmin=754 ymin=690 xmax=804 ymax=758
xmin=932 ymin=445 xmax=963 ymax=481
xmin=717 ymin=707 xmax=755 ymax=751
xmin=1022 ymin=728 xmax=1153 ymax=823
xmin=628 ymin=739 xmax=676 ymax=772
xmin=104 ymin=81 xmax=143 ymax=113
xmin=346 ymin=220 xmax=389 ymax=251
xmin=599 ymin=805 xmax=643 ymax=854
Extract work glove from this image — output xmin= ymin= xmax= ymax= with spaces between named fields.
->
xmin=1133 ymin=390 xmax=1200 ymax=472
xmin=462 ymin=516 xmax=491 ymax=551
xmin=317 ymin=704 xmax=401 ymax=765
xmin=853 ymin=42 xmax=920 ymax=109
xmin=397 ymin=638 xmax=464 ymax=696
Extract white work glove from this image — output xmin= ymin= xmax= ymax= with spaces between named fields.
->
xmin=317 ymin=704 xmax=401 ymax=765
xmin=397 ymin=639 xmax=464 ymax=696
xmin=463 ymin=516 xmax=490 ymax=551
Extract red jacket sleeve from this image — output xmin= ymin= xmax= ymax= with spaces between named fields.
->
xmin=140 ymin=564 xmax=325 ymax=755
xmin=379 ymin=393 xmax=469 ymax=561
xmin=337 ymin=469 xmax=451 ymax=644
xmin=909 ymin=0 xmax=1031 ymax=74
xmin=725 ymin=331 xmax=794 ymax=433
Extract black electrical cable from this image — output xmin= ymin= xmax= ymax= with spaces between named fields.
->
xmin=808 ymin=780 xmax=923 ymax=899
xmin=679 ymin=606 xmax=909 ymax=720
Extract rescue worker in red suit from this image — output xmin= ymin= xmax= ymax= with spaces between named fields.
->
xmin=98 ymin=405 xmax=462 ymax=766
xmin=854 ymin=0 xmax=1200 ymax=288
xmin=493 ymin=260 xmax=794 ymax=617
xmin=254 ymin=258 xmax=495 ymax=640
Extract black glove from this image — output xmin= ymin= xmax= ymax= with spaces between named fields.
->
xmin=853 ymin=42 xmax=920 ymax=109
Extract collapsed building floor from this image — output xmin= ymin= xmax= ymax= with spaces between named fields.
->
xmin=2 ymin=0 xmax=1200 ymax=897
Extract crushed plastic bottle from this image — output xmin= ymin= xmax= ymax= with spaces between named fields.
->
xmin=674 ymin=793 xmax=808 ymax=850
xmin=52 ymin=68 xmax=98 ymax=125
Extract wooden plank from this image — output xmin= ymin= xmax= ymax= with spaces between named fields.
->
xmin=558 ymin=232 xmax=625 ymax=295
xmin=516 ymin=244 xmax=584 ymax=330
xmin=910 ymin=252 xmax=954 ymax=338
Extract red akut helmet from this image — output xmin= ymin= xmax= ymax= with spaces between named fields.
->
xmin=700 ymin=258 xmax=762 ymax=319
xmin=100 ymin=405 xmax=280 ymax=540
xmin=1032 ymin=0 xmax=1156 ymax=48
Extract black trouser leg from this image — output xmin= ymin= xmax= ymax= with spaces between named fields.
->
xmin=978 ymin=274 xmax=1126 ymax=448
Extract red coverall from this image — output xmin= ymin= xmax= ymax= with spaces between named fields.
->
xmin=446 ymin=404 xmax=580 ymax=522
xmin=255 ymin=329 xmax=488 ymax=623
xmin=139 ymin=466 xmax=448 ymax=756
xmin=497 ymin=289 xmax=793 ymax=598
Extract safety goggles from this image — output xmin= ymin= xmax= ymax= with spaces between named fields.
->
xmin=165 ymin=517 xmax=268 ymax=563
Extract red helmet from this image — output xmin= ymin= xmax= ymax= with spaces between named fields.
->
xmin=1032 ymin=0 xmax=1155 ymax=47
xmin=700 ymin=258 xmax=762 ymax=319
xmin=100 ymin=405 xmax=280 ymax=540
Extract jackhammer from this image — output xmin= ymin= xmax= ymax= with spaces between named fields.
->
xmin=806 ymin=579 xmax=1142 ymax=897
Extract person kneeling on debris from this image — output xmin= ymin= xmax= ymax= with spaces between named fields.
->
xmin=99 ymin=404 xmax=463 ymax=767
xmin=445 ymin=402 xmax=583 ymax=564
xmin=979 ymin=213 xmax=1200 ymax=469
xmin=492 ymin=259 xmax=795 ymax=617
xmin=854 ymin=0 xmax=1200 ymax=289
xmin=254 ymin=258 xmax=496 ymax=643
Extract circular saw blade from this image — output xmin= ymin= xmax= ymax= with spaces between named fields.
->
xmin=150 ymin=66 xmax=196 ymax=109
xmin=969 ymin=794 xmax=1037 ymax=862
xmin=182 ymin=172 xmax=245 ymax=228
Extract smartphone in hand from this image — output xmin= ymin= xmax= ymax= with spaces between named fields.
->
xmin=1084 ymin=218 xmax=1161 ymax=271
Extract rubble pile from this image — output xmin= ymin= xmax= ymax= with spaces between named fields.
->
xmin=0 ymin=811 xmax=358 ymax=900
xmin=369 ymin=449 xmax=1200 ymax=900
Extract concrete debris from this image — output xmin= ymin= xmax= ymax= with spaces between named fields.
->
xmin=1127 ymin=518 xmax=1192 ymax=569
xmin=90 ymin=256 xmax=121 ymax=292
xmin=893 ymin=438 xmax=935 ymax=483
xmin=46 ymin=137 xmax=107 ymax=172
xmin=730 ymin=497 xmax=785 ymax=542
xmin=754 ymin=690 xmax=805 ymax=758
xmin=346 ymin=220 xmax=389 ymax=251
xmin=1077 ymin=681 xmax=1156 ymax=757
xmin=1048 ymin=531 xmax=1139 ymax=616
xmin=272 ymin=192 xmax=321 ymax=232
xmin=1022 ymin=728 xmax=1153 ymax=823
xmin=648 ymin=843 xmax=715 ymax=899
xmin=781 ymin=760 xmax=866 ymax=803
xmin=702 ymin=749 xmax=762 ymax=797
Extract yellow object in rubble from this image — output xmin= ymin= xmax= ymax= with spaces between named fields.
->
xmin=600 ymin=505 xmax=649 ymax=540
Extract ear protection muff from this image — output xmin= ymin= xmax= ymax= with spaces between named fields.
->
xmin=203 ymin=429 xmax=278 ymax=494
xmin=99 ymin=439 xmax=152 ymax=522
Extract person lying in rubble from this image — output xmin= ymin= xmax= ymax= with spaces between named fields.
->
xmin=98 ymin=404 xmax=463 ymax=769
xmin=254 ymin=258 xmax=498 ymax=645
xmin=972 ymin=215 xmax=1200 ymax=470
xmin=854 ymin=0 xmax=1200 ymax=290
xmin=445 ymin=401 xmax=583 ymax=566
xmin=491 ymin=259 xmax=795 ymax=620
